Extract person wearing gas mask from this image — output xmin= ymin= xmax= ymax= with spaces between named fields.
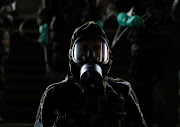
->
xmin=34 ymin=21 xmax=147 ymax=127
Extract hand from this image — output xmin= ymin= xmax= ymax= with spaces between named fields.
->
xmin=95 ymin=20 xmax=104 ymax=28
xmin=117 ymin=12 xmax=129 ymax=27
xmin=38 ymin=24 xmax=49 ymax=45
xmin=126 ymin=15 xmax=145 ymax=28
xmin=117 ymin=12 xmax=145 ymax=28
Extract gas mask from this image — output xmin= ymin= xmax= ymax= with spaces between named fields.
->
xmin=70 ymin=36 xmax=110 ymax=93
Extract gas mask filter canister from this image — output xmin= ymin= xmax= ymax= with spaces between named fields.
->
xmin=80 ymin=63 xmax=103 ymax=93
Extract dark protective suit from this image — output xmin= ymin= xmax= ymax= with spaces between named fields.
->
xmin=34 ymin=75 xmax=147 ymax=127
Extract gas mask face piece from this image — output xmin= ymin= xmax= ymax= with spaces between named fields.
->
xmin=70 ymin=36 xmax=109 ymax=93
xmin=71 ymin=36 xmax=109 ymax=64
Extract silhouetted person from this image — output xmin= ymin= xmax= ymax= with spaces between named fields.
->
xmin=34 ymin=21 xmax=148 ymax=127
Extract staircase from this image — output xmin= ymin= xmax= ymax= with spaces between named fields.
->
xmin=2 ymin=18 xmax=47 ymax=124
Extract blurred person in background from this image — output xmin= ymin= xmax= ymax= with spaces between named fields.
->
xmin=37 ymin=0 xmax=86 ymax=74
xmin=101 ymin=0 xmax=180 ymax=127
xmin=0 ymin=0 xmax=15 ymax=123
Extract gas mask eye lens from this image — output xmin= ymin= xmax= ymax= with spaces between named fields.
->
xmin=72 ymin=38 xmax=109 ymax=64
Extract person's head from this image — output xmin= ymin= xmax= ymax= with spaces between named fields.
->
xmin=69 ymin=21 xmax=112 ymax=92
xmin=0 ymin=29 xmax=10 ymax=49
xmin=0 ymin=29 xmax=10 ymax=47
xmin=0 ymin=29 xmax=10 ymax=60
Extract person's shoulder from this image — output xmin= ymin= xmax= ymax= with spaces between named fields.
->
xmin=106 ymin=76 xmax=131 ymax=94
xmin=107 ymin=76 xmax=131 ymax=87
xmin=43 ymin=75 xmax=71 ymax=96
